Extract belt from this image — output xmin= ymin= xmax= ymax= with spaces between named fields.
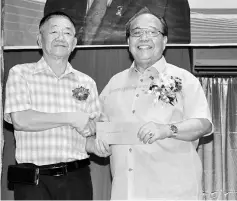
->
xmin=37 ymin=159 xmax=90 ymax=177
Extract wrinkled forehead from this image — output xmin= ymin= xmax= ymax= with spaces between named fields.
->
xmin=130 ymin=13 xmax=162 ymax=29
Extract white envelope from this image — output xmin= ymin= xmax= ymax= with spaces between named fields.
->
xmin=96 ymin=122 xmax=145 ymax=145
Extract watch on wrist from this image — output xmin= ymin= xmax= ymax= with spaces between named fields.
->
xmin=169 ymin=124 xmax=178 ymax=138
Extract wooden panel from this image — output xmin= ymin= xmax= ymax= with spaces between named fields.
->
xmin=4 ymin=0 xmax=44 ymax=46
xmin=5 ymin=12 xmax=41 ymax=25
xmin=191 ymin=11 xmax=237 ymax=44
xmin=6 ymin=0 xmax=44 ymax=10
xmin=194 ymin=48 xmax=237 ymax=65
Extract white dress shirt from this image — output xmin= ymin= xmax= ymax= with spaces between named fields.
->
xmin=100 ymin=57 xmax=212 ymax=200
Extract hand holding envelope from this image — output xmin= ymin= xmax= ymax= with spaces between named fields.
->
xmin=96 ymin=122 xmax=146 ymax=145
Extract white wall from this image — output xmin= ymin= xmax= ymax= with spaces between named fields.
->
xmin=188 ymin=0 xmax=237 ymax=9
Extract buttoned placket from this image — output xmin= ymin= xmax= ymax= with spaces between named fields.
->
xmin=49 ymin=68 xmax=64 ymax=113
xmin=55 ymin=74 xmax=67 ymax=113
xmin=55 ymin=77 xmax=60 ymax=112
xmin=129 ymin=70 xmax=148 ymax=199
xmin=55 ymin=72 xmax=70 ymax=113
xmin=131 ymin=70 xmax=145 ymax=116
xmin=127 ymin=144 xmax=134 ymax=199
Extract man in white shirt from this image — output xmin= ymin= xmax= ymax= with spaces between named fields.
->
xmin=98 ymin=8 xmax=213 ymax=200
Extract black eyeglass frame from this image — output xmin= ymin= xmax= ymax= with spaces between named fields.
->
xmin=129 ymin=28 xmax=164 ymax=38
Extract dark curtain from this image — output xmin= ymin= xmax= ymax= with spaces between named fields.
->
xmin=1 ymin=47 xmax=191 ymax=200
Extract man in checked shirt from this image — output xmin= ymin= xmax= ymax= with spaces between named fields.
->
xmin=4 ymin=11 xmax=109 ymax=200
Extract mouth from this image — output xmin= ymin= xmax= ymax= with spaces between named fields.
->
xmin=137 ymin=45 xmax=152 ymax=50
xmin=54 ymin=44 xmax=67 ymax=47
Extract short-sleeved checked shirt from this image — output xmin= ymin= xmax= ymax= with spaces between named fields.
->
xmin=4 ymin=57 xmax=101 ymax=165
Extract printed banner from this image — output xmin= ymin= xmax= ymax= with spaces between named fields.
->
xmin=3 ymin=0 xmax=237 ymax=46
xmin=4 ymin=0 xmax=191 ymax=46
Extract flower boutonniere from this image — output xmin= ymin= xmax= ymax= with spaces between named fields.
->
xmin=72 ymin=86 xmax=90 ymax=101
xmin=148 ymin=73 xmax=182 ymax=105
xmin=116 ymin=6 xmax=123 ymax=16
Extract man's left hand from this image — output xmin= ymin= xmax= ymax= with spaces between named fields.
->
xmin=137 ymin=122 xmax=171 ymax=144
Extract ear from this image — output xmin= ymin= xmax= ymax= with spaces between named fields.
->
xmin=162 ymin=36 xmax=168 ymax=50
xmin=72 ymin=37 xmax=77 ymax=51
xmin=127 ymin=37 xmax=130 ymax=45
xmin=37 ymin=34 xmax=42 ymax=48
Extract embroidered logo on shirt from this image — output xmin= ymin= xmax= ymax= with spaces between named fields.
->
xmin=147 ymin=73 xmax=182 ymax=105
xmin=72 ymin=86 xmax=90 ymax=101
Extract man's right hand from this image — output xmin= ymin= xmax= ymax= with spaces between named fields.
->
xmin=77 ymin=118 xmax=97 ymax=137
xmin=70 ymin=111 xmax=90 ymax=129
xmin=86 ymin=136 xmax=111 ymax=158
xmin=74 ymin=112 xmax=100 ymax=137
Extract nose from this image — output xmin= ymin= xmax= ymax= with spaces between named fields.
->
xmin=56 ymin=31 xmax=65 ymax=40
xmin=139 ymin=31 xmax=149 ymax=41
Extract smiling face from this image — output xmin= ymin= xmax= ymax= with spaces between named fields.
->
xmin=38 ymin=15 xmax=77 ymax=59
xmin=128 ymin=13 xmax=167 ymax=69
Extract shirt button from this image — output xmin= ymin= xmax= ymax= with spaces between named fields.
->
xmin=129 ymin=168 xmax=133 ymax=172
xmin=132 ymin=110 xmax=135 ymax=114
xmin=136 ymin=94 xmax=139 ymax=97
xmin=129 ymin=148 xmax=132 ymax=152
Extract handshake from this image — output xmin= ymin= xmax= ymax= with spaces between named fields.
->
xmin=84 ymin=113 xmax=112 ymax=158
xmin=70 ymin=111 xmax=111 ymax=158
xmin=70 ymin=111 xmax=105 ymax=137
xmin=77 ymin=113 xmax=98 ymax=137
xmin=70 ymin=111 xmax=174 ymax=158
xmin=79 ymin=112 xmax=109 ymax=137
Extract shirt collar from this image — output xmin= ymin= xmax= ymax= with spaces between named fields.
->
xmin=129 ymin=56 xmax=167 ymax=75
xmin=152 ymin=56 xmax=167 ymax=73
xmin=33 ymin=57 xmax=74 ymax=76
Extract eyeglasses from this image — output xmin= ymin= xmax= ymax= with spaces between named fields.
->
xmin=130 ymin=28 xmax=164 ymax=38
